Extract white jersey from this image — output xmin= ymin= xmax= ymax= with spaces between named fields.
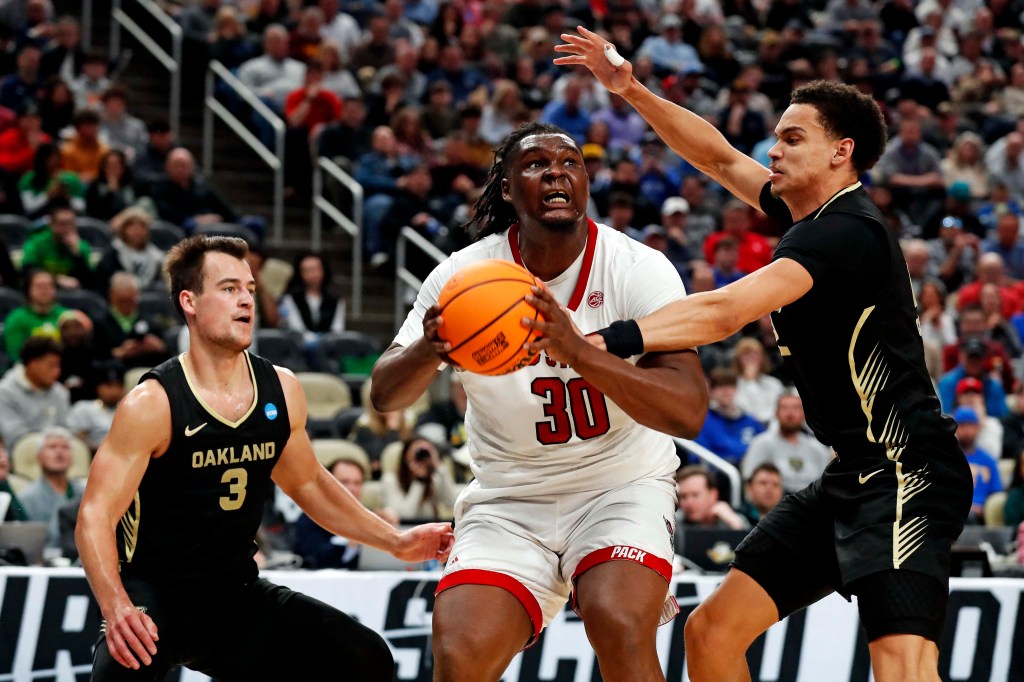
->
xmin=394 ymin=220 xmax=688 ymax=501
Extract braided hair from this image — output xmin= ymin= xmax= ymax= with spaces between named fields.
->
xmin=465 ymin=122 xmax=578 ymax=241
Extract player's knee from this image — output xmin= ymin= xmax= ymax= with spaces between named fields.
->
xmin=583 ymin=599 xmax=653 ymax=653
xmin=685 ymin=603 xmax=733 ymax=655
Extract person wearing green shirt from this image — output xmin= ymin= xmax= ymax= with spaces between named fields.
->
xmin=20 ymin=201 xmax=93 ymax=289
xmin=17 ymin=142 xmax=87 ymax=218
xmin=3 ymin=269 xmax=67 ymax=360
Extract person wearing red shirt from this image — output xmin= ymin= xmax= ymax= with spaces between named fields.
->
xmin=0 ymin=103 xmax=50 ymax=177
xmin=703 ymin=198 xmax=773 ymax=272
xmin=284 ymin=59 xmax=342 ymax=194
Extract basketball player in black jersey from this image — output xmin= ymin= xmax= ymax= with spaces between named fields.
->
xmin=539 ymin=30 xmax=974 ymax=682
xmin=76 ymin=236 xmax=454 ymax=680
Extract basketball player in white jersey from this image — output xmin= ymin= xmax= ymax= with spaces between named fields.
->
xmin=372 ymin=122 xmax=708 ymax=682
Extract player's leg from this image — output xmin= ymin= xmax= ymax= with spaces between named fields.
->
xmin=853 ymin=569 xmax=948 ymax=682
xmin=208 ymin=579 xmax=394 ymax=681
xmin=433 ymin=582 xmax=535 ymax=682
xmin=566 ymin=478 xmax=678 ymax=682
xmin=574 ymin=561 xmax=668 ymax=681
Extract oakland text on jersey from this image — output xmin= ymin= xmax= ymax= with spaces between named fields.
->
xmin=191 ymin=441 xmax=276 ymax=469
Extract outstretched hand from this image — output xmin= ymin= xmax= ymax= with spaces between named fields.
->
xmin=392 ymin=522 xmax=455 ymax=563
xmin=523 ymin=284 xmax=592 ymax=367
xmin=554 ymin=26 xmax=635 ymax=95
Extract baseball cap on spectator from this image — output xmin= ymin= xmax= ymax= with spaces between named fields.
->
xmin=948 ymin=181 xmax=972 ymax=202
xmin=962 ymin=337 xmax=988 ymax=358
xmin=581 ymin=143 xmax=606 ymax=161
xmin=662 ymin=197 xmax=690 ymax=215
xmin=956 ymin=377 xmax=984 ymax=396
xmin=642 ymin=224 xmax=666 ymax=240
xmin=659 ymin=14 xmax=683 ymax=30
xmin=58 ymin=309 xmax=93 ymax=336
xmin=952 ymin=406 xmax=979 ymax=425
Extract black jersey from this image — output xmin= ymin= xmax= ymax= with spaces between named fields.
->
xmin=116 ymin=352 xmax=291 ymax=589
xmin=760 ymin=182 xmax=957 ymax=459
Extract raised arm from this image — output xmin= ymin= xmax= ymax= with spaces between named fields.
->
xmin=370 ymin=304 xmax=450 ymax=412
xmin=271 ymin=367 xmax=453 ymax=560
xmin=76 ymin=380 xmax=171 ymax=671
xmin=554 ymin=27 xmax=769 ymax=209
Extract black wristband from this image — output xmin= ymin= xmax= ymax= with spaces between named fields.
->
xmin=596 ymin=320 xmax=644 ymax=358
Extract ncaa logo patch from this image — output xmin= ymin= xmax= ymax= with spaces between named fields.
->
xmin=588 ymin=291 xmax=604 ymax=308
xmin=264 ymin=403 xmax=278 ymax=420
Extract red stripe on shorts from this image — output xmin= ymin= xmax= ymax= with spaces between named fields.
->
xmin=436 ymin=569 xmax=544 ymax=645
xmin=571 ymin=545 xmax=673 ymax=584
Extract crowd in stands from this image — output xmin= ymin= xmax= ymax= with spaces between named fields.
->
xmin=1 ymin=0 xmax=1024 ymax=571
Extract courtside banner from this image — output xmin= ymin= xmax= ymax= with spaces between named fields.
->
xmin=1 ymin=568 xmax=1023 ymax=681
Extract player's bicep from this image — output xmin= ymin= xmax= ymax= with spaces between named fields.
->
xmin=271 ymin=369 xmax=324 ymax=498
xmin=720 ymin=257 xmax=813 ymax=323
xmin=81 ymin=382 xmax=170 ymax=520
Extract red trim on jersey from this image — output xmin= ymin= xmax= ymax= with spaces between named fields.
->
xmin=569 ymin=545 xmax=674 ymax=618
xmin=507 ymin=219 xmax=599 ymax=312
xmin=436 ymin=569 xmax=543 ymax=646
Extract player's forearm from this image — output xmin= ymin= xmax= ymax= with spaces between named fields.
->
xmin=620 ymin=79 xmax=737 ymax=182
xmin=296 ymin=468 xmax=402 ymax=552
xmin=637 ymin=290 xmax=745 ymax=352
xmin=571 ymin=346 xmax=707 ymax=438
xmin=370 ymin=340 xmax=440 ymax=412
xmin=76 ymin=504 xmax=134 ymax=619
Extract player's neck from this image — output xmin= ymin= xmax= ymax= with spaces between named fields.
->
xmin=182 ymin=343 xmax=250 ymax=393
xmin=783 ymin=175 xmax=860 ymax=222
xmin=517 ymin=219 xmax=588 ymax=282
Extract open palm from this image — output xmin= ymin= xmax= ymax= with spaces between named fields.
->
xmin=554 ymin=26 xmax=635 ymax=95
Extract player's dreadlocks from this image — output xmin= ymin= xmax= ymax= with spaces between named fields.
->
xmin=466 ymin=122 xmax=576 ymax=241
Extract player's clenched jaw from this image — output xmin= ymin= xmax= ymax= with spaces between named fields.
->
xmin=767 ymin=104 xmax=837 ymax=200
xmin=185 ymin=252 xmax=257 ymax=353
xmin=501 ymin=133 xmax=589 ymax=234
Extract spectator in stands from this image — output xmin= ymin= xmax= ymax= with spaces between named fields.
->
xmin=957 ymin=253 xmax=1020 ymax=318
xmin=288 ymin=6 xmax=325 ymax=64
xmin=237 ymin=24 xmax=306 ymax=113
xmin=245 ymin=245 xmax=281 ymax=331
xmin=982 ymin=213 xmax=1024 ymax=280
xmin=318 ymin=0 xmax=361 ymax=63
xmin=349 ymin=381 xmax=413 ymax=479
xmin=676 ymin=465 xmax=749 ymax=530
xmin=709 ymin=237 xmax=746 ymax=289
xmin=21 ymin=201 xmax=93 ymax=290
xmin=954 ymin=405 xmax=1003 ymax=524
xmin=84 ymin=148 xmax=136 ymax=221
xmin=67 ymin=360 xmax=124 ymax=451
xmin=18 ymin=141 xmax=84 ymax=218
xmin=98 ymin=86 xmax=148 ymax=159
xmin=371 ymin=39 xmax=425 ymax=107
xmin=694 ymin=367 xmax=765 ymax=468
xmin=0 ymin=441 xmax=29 ymax=521
xmin=903 ymin=238 xmax=930 ymax=300
xmin=980 ymin=282 xmax=1023 ymax=358
xmin=131 ymin=118 xmax=177 ymax=191
xmin=983 ymin=130 xmax=1024 ymax=202
xmin=0 ymin=337 xmax=69 ymax=448
xmin=60 ymin=108 xmax=109 ymax=183
xmin=317 ymin=41 xmax=360 ymax=101
xmin=94 ymin=207 xmax=165 ymax=293
xmin=390 ymin=107 xmax=433 ymax=165
xmin=381 ymin=435 xmax=458 ymax=521
xmin=938 ymin=337 xmax=1008 ymax=417
xmin=0 ymin=101 xmax=49 ymax=178
xmin=3 ymin=270 xmax=65 ymax=361
xmin=425 ymin=42 xmax=486 ymax=104
xmin=941 ymin=131 xmax=989 ymax=200
xmin=873 ymin=118 xmax=946 ymax=230
xmin=926 ymin=215 xmax=977 ymax=292
xmin=703 ymin=199 xmax=773 ymax=274
xmin=146 ymin=147 xmax=239 ymax=231
xmin=279 ymin=252 xmax=345 ymax=345
xmin=350 ymin=14 xmax=394 ymax=72
xmin=37 ymin=76 xmax=74 ymax=138
xmin=209 ymin=5 xmax=258 ymax=71
xmin=420 ymin=80 xmax=459 ymax=140
xmin=354 ymin=126 xmax=419 ymax=264
xmin=284 ymin=59 xmax=341 ymax=192
xmin=92 ymin=272 xmax=169 ymax=369
xmin=293 ymin=456 xmax=398 ymax=568
xmin=742 ymin=394 xmax=833 ymax=493
xmin=480 ymin=80 xmax=526 ymax=147
xmin=637 ymin=14 xmax=702 ymax=77
xmin=57 ymin=308 xmax=99 ymax=403
xmin=954 ymin=376 xmax=1005 ymax=460
xmin=718 ymin=80 xmax=767 ymax=156
xmin=737 ymin=462 xmax=784 ymax=526
xmin=18 ymin=426 xmax=85 ymax=536
xmin=539 ymin=75 xmax=592 ymax=145
xmin=977 ymin=180 xmax=1023 ymax=235
xmin=317 ymin=95 xmax=368 ymax=166
xmin=40 ymin=16 xmax=84 ymax=82
xmin=732 ymin=337 xmax=785 ymax=426
xmin=69 ymin=51 xmax=110 ymax=111
xmin=0 ymin=43 xmax=42 ymax=112
xmin=245 ymin=0 xmax=290 ymax=38
xmin=918 ymin=279 xmax=957 ymax=351
xmin=176 ymin=0 xmax=221 ymax=46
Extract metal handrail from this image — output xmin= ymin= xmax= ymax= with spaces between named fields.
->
xmin=203 ymin=61 xmax=285 ymax=243
xmin=109 ymin=0 xmax=181 ymax=137
xmin=674 ymin=438 xmax=742 ymax=508
xmin=312 ymin=158 xmax=363 ymax=317
xmin=395 ymin=226 xmax=447 ymax=332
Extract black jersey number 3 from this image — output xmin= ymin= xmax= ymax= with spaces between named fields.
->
xmin=531 ymin=377 xmax=611 ymax=445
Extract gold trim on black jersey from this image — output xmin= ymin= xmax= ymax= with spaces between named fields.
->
xmin=121 ymin=491 xmax=141 ymax=562
xmin=179 ymin=351 xmax=259 ymax=428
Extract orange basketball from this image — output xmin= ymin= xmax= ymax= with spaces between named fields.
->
xmin=437 ymin=259 xmax=545 ymax=375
